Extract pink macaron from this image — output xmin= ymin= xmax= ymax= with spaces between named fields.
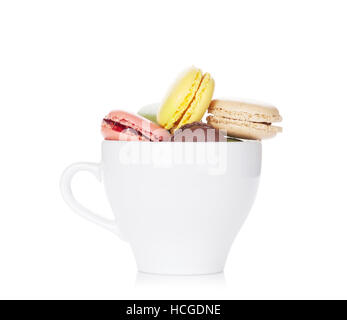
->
xmin=101 ymin=110 xmax=171 ymax=142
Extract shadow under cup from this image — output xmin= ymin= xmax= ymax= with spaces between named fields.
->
xmin=102 ymin=140 xmax=261 ymax=275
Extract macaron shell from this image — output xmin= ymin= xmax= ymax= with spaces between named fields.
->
xmin=175 ymin=73 xmax=214 ymax=130
xmin=207 ymin=115 xmax=282 ymax=140
xmin=209 ymin=99 xmax=282 ymax=123
xmin=157 ymin=67 xmax=203 ymax=130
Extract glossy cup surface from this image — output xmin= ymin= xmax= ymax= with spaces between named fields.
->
xmin=102 ymin=141 xmax=261 ymax=275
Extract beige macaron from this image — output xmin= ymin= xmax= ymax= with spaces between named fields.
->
xmin=207 ymin=99 xmax=282 ymax=140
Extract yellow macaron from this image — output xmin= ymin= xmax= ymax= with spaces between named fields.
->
xmin=157 ymin=67 xmax=215 ymax=131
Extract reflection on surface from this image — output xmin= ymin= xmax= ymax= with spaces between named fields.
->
xmin=135 ymin=272 xmax=227 ymax=289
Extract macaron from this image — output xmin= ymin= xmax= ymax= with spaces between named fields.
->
xmin=171 ymin=122 xmax=226 ymax=142
xmin=207 ymin=99 xmax=282 ymax=140
xmin=101 ymin=110 xmax=171 ymax=141
xmin=138 ymin=103 xmax=160 ymax=124
xmin=157 ymin=67 xmax=215 ymax=132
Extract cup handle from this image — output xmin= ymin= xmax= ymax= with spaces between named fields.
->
xmin=60 ymin=162 xmax=121 ymax=237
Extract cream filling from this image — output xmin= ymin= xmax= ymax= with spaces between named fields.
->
xmin=207 ymin=115 xmax=282 ymax=133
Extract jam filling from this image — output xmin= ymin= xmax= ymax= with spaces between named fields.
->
xmin=103 ymin=118 xmax=149 ymax=140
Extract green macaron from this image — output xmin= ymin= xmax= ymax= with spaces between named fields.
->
xmin=138 ymin=103 xmax=160 ymax=124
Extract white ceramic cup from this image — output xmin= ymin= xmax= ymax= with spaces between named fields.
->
xmin=61 ymin=140 xmax=261 ymax=275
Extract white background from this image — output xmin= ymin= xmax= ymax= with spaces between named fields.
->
xmin=0 ymin=0 xmax=346 ymax=300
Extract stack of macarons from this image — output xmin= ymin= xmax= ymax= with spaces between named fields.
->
xmin=101 ymin=66 xmax=282 ymax=142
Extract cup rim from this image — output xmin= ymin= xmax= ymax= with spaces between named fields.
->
xmin=102 ymin=139 xmax=261 ymax=145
